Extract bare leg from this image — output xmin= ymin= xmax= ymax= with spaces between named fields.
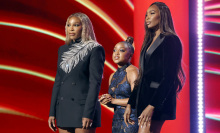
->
xmin=59 ymin=127 xmax=75 ymax=133
xmin=138 ymin=121 xmax=151 ymax=133
xmin=75 ymin=128 xmax=96 ymax=133
xmin=138 ymin=120 xmax=165 ymax=133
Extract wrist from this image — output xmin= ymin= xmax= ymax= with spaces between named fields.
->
xmin=148 ymin=104 xmax=155 ymax=110
xmin=111 ymin=98 xmax=116 ymax=104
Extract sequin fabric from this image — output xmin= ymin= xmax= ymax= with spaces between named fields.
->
xmin=108 ymin=63 xmax=138 ymax=133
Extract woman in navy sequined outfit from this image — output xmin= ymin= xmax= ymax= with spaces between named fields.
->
xmin=99 ymin=37 xmax=139 ymax=133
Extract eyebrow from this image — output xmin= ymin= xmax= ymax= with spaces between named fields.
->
xmin=147 ymin=10 xmax=156 ymax=13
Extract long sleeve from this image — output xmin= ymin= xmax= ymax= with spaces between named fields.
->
xmin=149 ymin=35 xmax=182 ymax=109
xmin=128 ymin=47 xmax=146 ymax=109
xmin=128 ymin=85 xmax=138 ymax=108
xmin=49 ymin=47 xmax=62 ymax=116
xmin=83 ymin=46 xmax=105 ymax=119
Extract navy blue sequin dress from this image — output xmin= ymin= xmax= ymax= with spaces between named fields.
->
xmin=108 ymin=63 xmax=138 ymax=133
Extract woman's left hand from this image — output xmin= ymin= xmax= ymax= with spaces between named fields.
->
xmin=99 ymin=94 xmax=112 ymax=105
xmin=82 ymin=117 xmax=93 ymax=129
xmin=138 ymin=105 xmax=155 ymax=128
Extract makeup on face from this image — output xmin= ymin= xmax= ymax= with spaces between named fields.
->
xmin=145 ymin=5 xmax=160 ymax=29
xmin=66 ymin=16 xmax=82 ymax=41
xmin=112 ymin=42 xmax=131 ymax=67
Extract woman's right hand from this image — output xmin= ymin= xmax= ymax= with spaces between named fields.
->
xmin=48 ymin=116 xmax=57 ymax=132
xmin=124 ymin=104 xmax=135 ymax=127
xmin=138 ymin=105 xmax=154 ymax=128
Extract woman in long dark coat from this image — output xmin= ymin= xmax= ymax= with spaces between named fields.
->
xmin=124 ymin=2 xmax=185 ymax=133
xmin=48 ymin=12 xmax=105 ymax=133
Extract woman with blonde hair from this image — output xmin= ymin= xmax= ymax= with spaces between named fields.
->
xmin=48 ymin=12 xmax=105 ymax=133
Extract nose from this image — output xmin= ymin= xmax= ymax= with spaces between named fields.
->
xmin=146 ymin=16 xmax=149 ymax=21
xmin=70 ymin=25 xmax=74 ymax=31
xmin=145 ymin=14 xmax=149 ymax=20
xmin=115 ymin=50 xmax=120 ymax=55
xmin=113 ymin=50 xmax=119 ymax=56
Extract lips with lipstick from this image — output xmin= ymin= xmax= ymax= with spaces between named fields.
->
xmin=69 ymin=33 xmax=75 ymax=36
xmin=114 ymin=56 xmax=119 ymax=60
xmin=146 ymin=21 xmax=151 ymax=25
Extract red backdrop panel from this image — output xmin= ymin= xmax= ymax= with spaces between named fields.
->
xmin=0 ymin=0 xmax=190 ymax=132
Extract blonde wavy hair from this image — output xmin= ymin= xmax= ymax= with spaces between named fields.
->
xmin=65 ymin=12 xmax=96 ymax=45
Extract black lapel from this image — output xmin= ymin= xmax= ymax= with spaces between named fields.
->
xmin=144 ymin=34 xmax=165 ymax=66
xmin=135 ymin=34 xmax=165 ymax=111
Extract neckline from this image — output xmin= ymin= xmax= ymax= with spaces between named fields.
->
xmin=75 ymin=37 xmax=82 ymax=43
xmin=70 ymin=37 xmax=82 ymax=45
xmin=146 ymin=34 xmax=161 ymax=52
xmin=117 ymin=63 xmax=131 ymax=72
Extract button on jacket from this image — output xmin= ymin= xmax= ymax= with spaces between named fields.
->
xmin=49 ymin=41 xmax=105 ymax=127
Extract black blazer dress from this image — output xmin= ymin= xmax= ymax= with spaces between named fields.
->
xmin=128 ymin=34 xmax=182 ymax=120
xmin=49 ymin=40 xmax=105 ymax=127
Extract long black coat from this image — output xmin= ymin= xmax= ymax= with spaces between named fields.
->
xmin=128 ymin=34 xmax=182 ymax=120
xmin=49 ymin=41 xmax=105 ymax=127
